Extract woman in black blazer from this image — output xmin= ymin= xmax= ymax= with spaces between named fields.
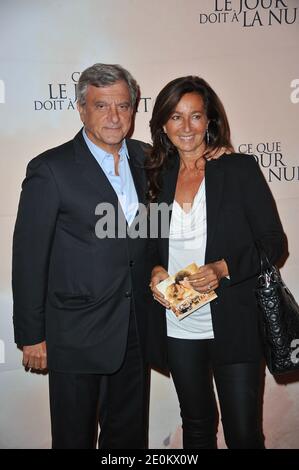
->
xmin=147 ymin=76 xmax=285 ymax=449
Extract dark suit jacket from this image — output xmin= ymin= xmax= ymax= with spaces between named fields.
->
xmin=12 ymin=130 xmax=150 ymax=374
xmin=148 ymin=153 xmax=285 ymax=372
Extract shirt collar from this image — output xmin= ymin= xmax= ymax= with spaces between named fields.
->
xmin=82 ymin=128 xmax=129 ymax=165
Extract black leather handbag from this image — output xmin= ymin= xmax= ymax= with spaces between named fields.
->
xmin=255 ymin=246 xmax=299 ymax=374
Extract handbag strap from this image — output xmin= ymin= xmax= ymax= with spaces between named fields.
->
xmin=255 ymin=240 xmax=281 ymax=287
xmin=255 ymin=240 xmax=271 ymax=273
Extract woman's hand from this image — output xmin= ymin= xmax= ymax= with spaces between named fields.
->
xmin=187 ymin=259 xmax=229 ymax=293
xmin=150 ymin=266 xmax=171 ymax=309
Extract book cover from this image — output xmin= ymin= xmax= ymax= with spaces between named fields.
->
xmin=156 ymin=262 xmax=217 ymax=320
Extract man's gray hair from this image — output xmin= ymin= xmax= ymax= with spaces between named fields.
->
xmin=77 ymin=63 xmax=139 ymax=107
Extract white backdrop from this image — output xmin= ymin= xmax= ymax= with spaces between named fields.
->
xmin=0 ymin=0 xmax=298 ymax=448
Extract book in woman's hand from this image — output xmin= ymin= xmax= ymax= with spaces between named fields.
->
xmin=156 ymin=262 xmax=217 ymax=320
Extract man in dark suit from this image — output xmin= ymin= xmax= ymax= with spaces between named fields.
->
xmin=12 ymin=63 xmax=150 ymax=449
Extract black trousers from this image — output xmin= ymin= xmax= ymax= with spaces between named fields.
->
xmin=167 ymin=337 xmax=265 ymax=449
xmin=49 ymin=313 xmax=149 ymax=449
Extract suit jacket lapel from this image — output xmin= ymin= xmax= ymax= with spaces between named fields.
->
xmin=73 ymin=130 xmax=119 ymax=207
xmin=205 ymin=158 xmax=225 ymax=261
xmin=126 ymin=139 xmax=146 ymax=206
xmin=158 ymin=152 xmax=180 ymax=267
xmin=158 ymin=152 xmax=180 ymax=207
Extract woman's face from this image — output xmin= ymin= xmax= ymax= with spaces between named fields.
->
xmin=163 ymin=92 xmax=209 ymax=157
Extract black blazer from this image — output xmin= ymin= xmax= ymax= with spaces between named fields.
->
xmin=12 ymin=130 xmax=150 ymax=374
xmin=148 ymin=153 xmax=285 ymax=372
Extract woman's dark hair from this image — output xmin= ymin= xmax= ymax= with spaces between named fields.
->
xmin=146 ymin=76 xmax=234 ymax=201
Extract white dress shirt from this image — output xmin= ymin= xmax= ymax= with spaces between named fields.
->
xmin=82 ymin=128 xmax=139 ymax=227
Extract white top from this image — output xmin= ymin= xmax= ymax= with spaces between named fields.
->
xmin=166 ymin=179 xmax=215 ymax=339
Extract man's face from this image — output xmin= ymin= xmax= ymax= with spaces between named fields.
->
xmin=77 ymin=81 xmax=134 ymax=155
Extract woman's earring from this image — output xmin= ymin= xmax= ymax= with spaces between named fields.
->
xmin=160 ymin=130 xmax=166 ymax=146
xmin=206 ymin=127 xmax=210 ymax=146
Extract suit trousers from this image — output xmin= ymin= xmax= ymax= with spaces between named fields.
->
xmin=167 ymin=337 xmax=265 ymax=449
xmin=49 ymin=311 xmax=149 ymax=449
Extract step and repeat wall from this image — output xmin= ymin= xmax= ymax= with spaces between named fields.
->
xmin=0 ymin=0 xmax=298 ymax=448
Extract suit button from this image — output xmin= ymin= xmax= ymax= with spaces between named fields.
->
xmin=125 ymin=291 xmax=132 ymax=298
xmin=129 ymin=260 xmax=135 ymax=267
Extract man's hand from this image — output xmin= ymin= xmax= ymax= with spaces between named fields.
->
xmin=22 ymin=341 xmax=47 ymax=371
xmin=207 ymin=146 xmax=232 ymax=159
xmin=188 ymin=259 xmax=229 ymax=293
xmin=150 ymin=266 xmax=171 ymax=309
